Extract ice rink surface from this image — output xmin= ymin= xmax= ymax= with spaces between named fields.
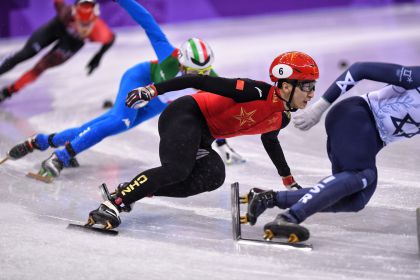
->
xmin=1 ymin=4 xmax=420 ymax=280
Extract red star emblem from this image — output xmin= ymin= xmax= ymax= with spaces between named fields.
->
xmin=234 ymin=107 xmax=257 ymax=127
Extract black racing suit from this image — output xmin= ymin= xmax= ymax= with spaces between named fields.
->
xmin=118 ymin=75 xmax=292 ymax=205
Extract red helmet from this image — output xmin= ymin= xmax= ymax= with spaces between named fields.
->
xmin=74 ymin=0 xmax=99 ymax=24
xmin=269 ymin=51 xmax=319 ymax=83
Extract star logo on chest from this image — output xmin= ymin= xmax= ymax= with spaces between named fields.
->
xmin=267 ymin=116 xmax=279 ymax=125
xmin=391 ymin=113 xmax=420 ymax=138
xmin=234 ymin=107 xmax=257 ymax=127
xmin=267 ymin=115 xmax=279 ymax=130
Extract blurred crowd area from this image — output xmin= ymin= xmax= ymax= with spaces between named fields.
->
xmin=1 ymin=0 xmax=419 ymax=38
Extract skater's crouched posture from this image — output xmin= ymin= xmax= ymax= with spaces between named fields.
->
xmin=0 ymin=0 xmax=114 ymax=102
xmin=5 ymin=0 xmax=243 ymax=180
xmin=87 ymin=51 xmax=319 ymax=230
xmin=244 ymin=62 xmax=420 ymax=243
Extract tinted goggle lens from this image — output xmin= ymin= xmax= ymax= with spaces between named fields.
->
xmin=183 ymin=66 xmax=212 ymax=75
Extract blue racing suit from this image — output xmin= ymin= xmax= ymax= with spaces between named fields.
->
xmin=35 ymin=0 xmax=187 ymax=165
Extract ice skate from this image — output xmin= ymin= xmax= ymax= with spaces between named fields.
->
xmin=40 ymin=153 xmax=63 ymax=177
xmin=231 ymin=183 xmax=312 ymax=250
xmin=263 ymin=213 xmax=310 ymax=243
xmin=26 ymin=153 xmax=63 ymax=183
xmin=67 ymin=184 xmax=122 ymax=235
xmin=87 ymin=200 xmax=121 ymax=230
xmin=240 ymin=188 xmax=276 ymax=225
xmin=7 ymin=135 xmax=40 ymax=160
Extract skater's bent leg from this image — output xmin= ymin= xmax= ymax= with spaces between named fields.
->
xmin=54 ymin=115 xmax=129 ymax=166
xmin=50 ymin=62 xmax=147 ymax=146
xmin=0 ymin=18 xmax=59 ymax=75
xmin=8 ymin=49 xmax=69 ymax=93
xmin=286 ymin=168 xmax=377 ymax=223
xmin=275 ymin=188 xmax=312 ymax=209
xmin=53 ymin=112 xmax=116 ymax=147
xmin=321 ymin=174 xmax=377 ymax=213
xmin=50 ymin=62 xmax=154 ymax=165
xmin=118 ymin=97 xmax=207 ymax=204
xmin=154 ymin=149 xmax=225 ymax=197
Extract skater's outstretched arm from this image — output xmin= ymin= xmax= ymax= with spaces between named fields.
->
xmin=260 ymin=115 xmax=301 ymax=190
xmin=86 ymin=19 xmax=116 ymax=75
xmin=153 ymin=75 xmax=272 ymax=102
xmin=125 ymin=75 xmax=273 ymax=109
xmin=116 ymin=0 xmax=175 ymax=62
xmin=294 ymin=62 xmax=420 ymax=131
xmin=322 ymin=62 xmax=420 ymax=103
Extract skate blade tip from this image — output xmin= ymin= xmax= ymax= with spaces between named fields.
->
xmin=85 ymin=216 xmax=96 ymax=226
xmin=239 ymin=196 xmax=248 ymax=204
xmin=26 ymin=172 xmax=53 ymax=183
xmin=0 ymin=156 xmax=10 ymax=165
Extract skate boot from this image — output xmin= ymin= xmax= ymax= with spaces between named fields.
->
xmin=240 ymin=188 xmax=275 ymax=225
xmin=0 ymin=87 xmax=12 ymax=103
xmin=39 ymin=153 xmax=64 ymax=178
xmin=8 ymin=135 xmax=40 ymax=160
xmin=263 ymin=212 xmax=310 ymax=243
xmin=87 ymin=200 xmax=121 ymax=230
xmin=109 ymin=182 xmax=134 ymax=212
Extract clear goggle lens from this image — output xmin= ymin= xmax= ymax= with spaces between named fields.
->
xmin=297 ymin=81 xmax=316 ymax=92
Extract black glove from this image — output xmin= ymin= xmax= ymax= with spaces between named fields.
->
xmin=125 ymin=84 xmax=157 ymax=109
xmin=86 ymin=53 xmax=102 ymax=75
xmin=86 ymin=36 xmax=115 ymax=75
xmin=282 ymin=175 xmax=302 ymax=190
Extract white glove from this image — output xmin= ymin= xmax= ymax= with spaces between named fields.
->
xmin=293 ymin=98 xmax=331 ymax=131
xmin=216 ymin=143 xmax=245 ymax=165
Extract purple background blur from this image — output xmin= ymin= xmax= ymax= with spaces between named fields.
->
xmin=0 ymin=0 xmax=416 ymax=38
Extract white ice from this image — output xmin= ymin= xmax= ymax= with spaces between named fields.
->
xmin=1 ymin=5 xmax=420 ymax=280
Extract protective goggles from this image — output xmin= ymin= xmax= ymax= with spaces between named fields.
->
xmin=182 ymin=65 xmax=212 ymax=75
xmin=296 ymin=80 xmax=316 ymax=92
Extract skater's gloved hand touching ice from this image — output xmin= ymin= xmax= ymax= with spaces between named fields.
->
xmin=282 ymin=175 xmax=302 ymax=190
xmin=125 ymin=84 xmax=157 ymax=109
xmin=293 ymin=98 xmax=331 ymax=131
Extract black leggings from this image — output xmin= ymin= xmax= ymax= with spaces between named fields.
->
xmin=0 ymin=17 xmax=84 ymax=75
xmin=120 ymin=96 xmax=226 ymax=204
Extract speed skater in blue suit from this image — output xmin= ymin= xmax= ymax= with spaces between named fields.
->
xmin=5 ymin=0 xmax=245 ymax=179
